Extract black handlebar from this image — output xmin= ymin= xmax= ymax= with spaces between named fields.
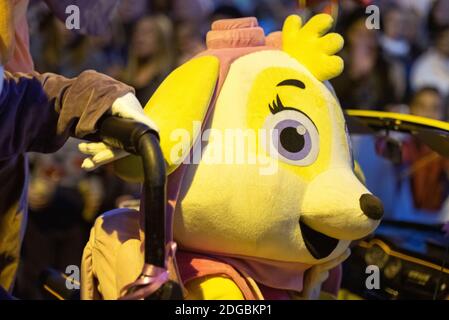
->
xmin=38 ymin=117 xmax=182 ymax=300
xmin=99 ymin=117 xmax=182 ymax=300
xmin=99 ymin=117 xmax=166 ymax=267
xmin=98 ymin=116 xmax=159 ymax=154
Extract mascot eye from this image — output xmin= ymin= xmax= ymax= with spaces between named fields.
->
xmin=263 ymin=109 xmax=319 ymax=166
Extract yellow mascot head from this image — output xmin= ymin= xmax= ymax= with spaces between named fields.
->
xmin=114 ymin=14 xmax=383 ymax=265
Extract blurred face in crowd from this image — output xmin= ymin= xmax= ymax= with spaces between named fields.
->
xmin=436 ymin=28 xmax=449 ymax=57
xmin=176 ymin=22 xmax=200 ymax=53
xmin=347 ymin=18 xmax=378 ymax=50
xmin=410 ymin=89 xmax=444 ymax=120
xmin=432 ymin=0 xmax=449 ymax=29
xmin=175 ymin=21 xmax=205 ymax=64
xmin=173 ymin=0 xmax=213 ymax=23
xmin=346 ymin=17 xmax=378 ymax=78
xmin=132 ymin=17 xmax=160 ymax=59
xmin=118 ymin=0 xmax=148 ymax=24
xmin=340 ymin=0 xmax=359 ymax=12
xmin=403 ymin=9 xmax=420 ymax=44
xmin=384 ymin=8 xmax=407 ymax=40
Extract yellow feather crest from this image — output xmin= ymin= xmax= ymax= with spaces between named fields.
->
xmin=282 ymin=14 xmax=344 ymax=81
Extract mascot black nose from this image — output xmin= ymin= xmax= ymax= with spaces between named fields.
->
xmin=359 ymin=194 xmax=384 ymax=220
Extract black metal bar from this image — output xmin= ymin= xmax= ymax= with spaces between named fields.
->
xmin=99 ymin=117 xmax=166 ymax=267
xmin=138 ymin=135 xmax=166 ymax=267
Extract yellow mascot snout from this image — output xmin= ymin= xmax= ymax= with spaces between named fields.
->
xmin=300 ymin=167 xmax=383 ymax=259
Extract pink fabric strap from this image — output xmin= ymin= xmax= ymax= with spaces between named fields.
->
xmin=119 ymin=242 xmax=177 ymax=300
xmin=176 ymin=250 xmax=257 ymax=300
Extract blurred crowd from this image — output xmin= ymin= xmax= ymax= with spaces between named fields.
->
xmin=13 ymin=0 xmax=449 ymax=298
xmin=334 ymin=0 xmax=449 ymax=225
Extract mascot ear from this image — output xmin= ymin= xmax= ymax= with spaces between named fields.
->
xmin=113 ymin=55 xmax=220 ymax=182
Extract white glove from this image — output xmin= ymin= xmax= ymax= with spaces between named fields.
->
xmin=79 ymin=92 xmax=159 ymax=171
xmin=300 ymin=248 xmax=351 ymax=300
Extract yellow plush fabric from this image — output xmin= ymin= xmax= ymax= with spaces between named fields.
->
xmin=113 ymin=55 xmax=220 ymax=182
xmin=246 ymin=65 xmax=333 ymax=182
xmin=282 ymin=14 xmax=344 ymax=81
xmin=185 ymin=276 xmax=245 ymax=300
xmin=171 ymin=48 xmax=369 ymax=264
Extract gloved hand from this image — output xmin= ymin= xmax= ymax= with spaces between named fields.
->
xmin=300 ymin=248 xmax=350 ymax=300
xmin=79 ymin=92 xmax=159 ymax=171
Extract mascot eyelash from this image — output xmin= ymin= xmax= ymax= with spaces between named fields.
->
xmin=268 ymin=95 xmax=314 ymax=126
xmin=270 ymin=78 xmax=307 ymax=114
xmin=269 ymin=95 xmax=287 ymax=114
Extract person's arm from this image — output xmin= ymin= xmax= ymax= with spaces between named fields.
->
xmin=0 ymin=70 xmax=134 ymax=160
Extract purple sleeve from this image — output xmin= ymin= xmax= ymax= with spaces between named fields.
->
xmin=0 ymin=70 xmax=133 ymax=160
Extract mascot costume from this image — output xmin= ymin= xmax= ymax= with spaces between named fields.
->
xmin=81 ymin=14 xmax=383 ymax=300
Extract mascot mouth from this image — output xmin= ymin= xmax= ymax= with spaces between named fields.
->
xmin=299 ymin=219 xmax=339 ymax=259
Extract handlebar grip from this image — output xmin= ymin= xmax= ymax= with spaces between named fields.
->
xmin=98 ymin=117 xmax=159 ymax=155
